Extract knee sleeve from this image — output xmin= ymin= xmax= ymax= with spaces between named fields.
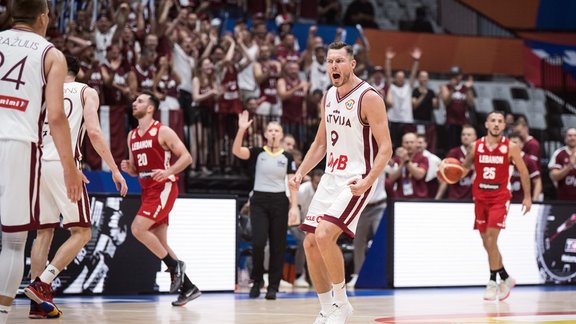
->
xmin=0 ymin=231 xmax=28 ymax=298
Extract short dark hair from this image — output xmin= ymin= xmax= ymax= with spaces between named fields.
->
xmin=513 ymin=115 xmax=529 ymax=127
xmin=487 ymin=110 xmax=506 ymax=119
xmin=328 ymin=41 xmax=354 ymax=57
xmin=10 ymin=0 xmax=48 ymax=25
xmin=141 ymin=91 xmax=160 ymax=113
xmin=508 ymin=131 xmax=523 ymax=141
xmin=65 ymin=55 xmax=80 ymax=76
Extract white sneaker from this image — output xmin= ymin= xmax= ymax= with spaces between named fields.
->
xmin=483 ymin=280 xmax=498 ymax=301
xmin=313 ymin=311 xmax=329 ymax=324
xmin=498 ymin=277 xmax=516 ymax=301
xmin=346 ymin=275 xmax=358 ymax=289
xmin=294 ymin=275 xmax=310 ymax=288
xmin=326 ymin=302 xmax=353 ymax=324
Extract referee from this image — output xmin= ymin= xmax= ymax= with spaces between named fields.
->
xmin=232 ymin=111 xmax=300 ymax=300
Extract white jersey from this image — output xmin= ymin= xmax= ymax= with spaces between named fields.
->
xmin=0 ymin=28 xmax=54 ymax=143
xmin=324 ymin=81 xmax=378 ymax=177
xmin=42 ymin=81 xmax=88 ymax=161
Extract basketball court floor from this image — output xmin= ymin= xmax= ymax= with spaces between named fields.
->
xmin=6 ymin=285 xmax=576 ymax=323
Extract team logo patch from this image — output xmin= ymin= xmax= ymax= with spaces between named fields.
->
xmin=345 ymin=99 xmax=355 ymax=110
xmin=149 ymin=128 xmax=158 ymax=136
xmin=499 ymin=145 xmax=508 ymax=154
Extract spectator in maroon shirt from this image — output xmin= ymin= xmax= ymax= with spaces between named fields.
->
xmin=548 ymin=128 xmax=576 ymax=201
xmin=513 ymin=115 xmax=541 ymax=170
xmin=435 ymin=124 xmax=477 ymax=200
xmin=388 ymin=132 xmax=429 ymax=199
xmin=509 ymin=132 xmax=542 ymax=202
xmin=439 ymin=66 xmax=474 ymax=150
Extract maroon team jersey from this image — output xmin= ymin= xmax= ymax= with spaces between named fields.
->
xmin=129 ymin=121 xmax=176 ymax=189
xmin=393 ymin=152 xmax=429 ymax=199
xmin=445 ymin=83 xmax=469 ymax=125
xmin=510 ymin=153 xmax=539 ymax=202
xmin=133 ymin=64 xmax=156 ymax=92
xmin=218 ymin=66 xmax=242 ymax=114
xmin=523 ymin=136 xmax=541 ymax=170
xmin=157 ymin=73 xmax=179 ymax=99
xmin=446 ymin=145 xmax=473 ymax=200
xmin=548 ymin=146 xmax=576 ymax=201
xmin=473 ymin=137 xmax=512 ymax=201
xmin=281 ymin=77 xmax=306 ymax=124
xmin=103 ymin=64 xmax=130 ymax=106
xmin=260 ymin=63 xmax=279 ymax=104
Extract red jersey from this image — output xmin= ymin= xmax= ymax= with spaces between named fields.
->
xmin=218 ymin=66 xmax=242 ymax=114
xmin=129 ymin=121 xmax=176 ymax=189
xmin=446 ymin=145 xmax=473 ymax=200
xmin=473 ymin=136 xmax=512 ymax=201
xmin=281 ymin=77 xmax=306 ymax=124
xmin=260 ymin=63 xmax=279 ymax=104
xmin=510 ymin=153 xmax=540 ymax=202
xmin=445 ymin=83 xmax=470 ymax=125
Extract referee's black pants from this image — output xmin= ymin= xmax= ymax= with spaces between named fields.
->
xmin=249 ymin=191 xmax=289 ymax=292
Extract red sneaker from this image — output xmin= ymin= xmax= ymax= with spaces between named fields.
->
xmin=28 ymin=299 xmax=61 ymax=319
xmin=25 ymin=278 xmax=62 ymax=318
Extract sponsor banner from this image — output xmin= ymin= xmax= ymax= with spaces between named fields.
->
xmin=393 ymin=201 xmax=576 ymax=287
xmin=1 ymin=195 xmax=236 ymax=294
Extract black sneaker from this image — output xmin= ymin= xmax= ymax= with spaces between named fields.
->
xmin=265 ymin=289 xmax=277 ymax=300
xmin=171 ymin=285 xmax=202 ymax=307
xmin=249 ymin=281 xmax=262 ymax=298
xmin=170 ymin=261 xmax=186 ymax=293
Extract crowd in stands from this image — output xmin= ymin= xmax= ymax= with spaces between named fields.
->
xmin=3 ymin=0 xmax=573 ymax=202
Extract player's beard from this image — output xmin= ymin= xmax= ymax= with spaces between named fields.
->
xmin=488 ymin=128 xmax=502 ymax=138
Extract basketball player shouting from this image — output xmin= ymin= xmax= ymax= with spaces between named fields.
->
xmin=0 ymin=1 xmax=84 ymax=322
xmin=461 ymin=111 xmax=531 ymax=301
xmin=121 ymin=92 xmax=201 ymax=306
xmin=25 ymin=56 xmax=128 ymax=319
xmin=289 ymin=42 xmax=392 ymax=323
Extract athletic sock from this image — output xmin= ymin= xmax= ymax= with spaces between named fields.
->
xmin=332 ymin=280 xmax=348 ymax=304
xmin=181 ymin=275 xmax=194 ymax=291
xmin=317 ymin=291 xmax=333 ymax=313
xmin=162 ymin=254 xmax=178 ymax=269
xmin=0 ymin=304 xmax=11 ymax=324
xmin=490 ymin=269 xmax=498 ymax=282
xmin=39 ymin=264 xmax=60 ymax=284
xmin=497 ymin=267 xmax=509 ymax=281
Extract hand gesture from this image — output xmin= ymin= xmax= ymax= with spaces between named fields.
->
xmin=347 ymin=176 xmax=371 ymax=196
xmin=309 ymin=25 xmax=317 ymax=35
xmin=465 ymin=75 xmax=474 ymax=88
xmin=238 ymin=110 xmax=253 ymax=130
xmin=386 ymin=47 xmax=396 ymax=60
xmin=395 ymin=147 xmax=408 ymax=163
xmin=411 ymin=47 xmax=422 ymax=60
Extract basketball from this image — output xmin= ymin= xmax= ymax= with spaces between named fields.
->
xmin=437 ymin=157 xmax=465 ymax=184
